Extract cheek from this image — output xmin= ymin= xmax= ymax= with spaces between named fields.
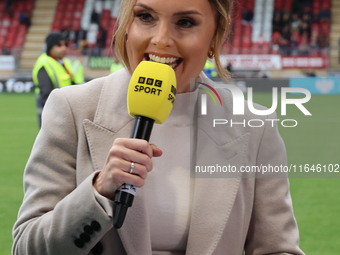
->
xmin=182 ymin=39 xmax=210 ymax=73
xmin=127 ymin=26 xmax=150 ymax=69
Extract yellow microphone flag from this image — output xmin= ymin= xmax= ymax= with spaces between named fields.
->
xmin=127 ymin=61 xmax=177 ymax=124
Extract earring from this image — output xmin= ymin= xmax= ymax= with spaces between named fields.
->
xmin=208 ymin=50 xmax=215 ymax=59
xmin=125 ymin=33 xmax=128 ymax=42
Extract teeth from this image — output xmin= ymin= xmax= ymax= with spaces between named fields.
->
xmin=148 ymin=54 xmax=179 ymax=64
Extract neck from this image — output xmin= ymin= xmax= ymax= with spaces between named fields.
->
xmin=48 ymin=53 xmax=62 ymax=61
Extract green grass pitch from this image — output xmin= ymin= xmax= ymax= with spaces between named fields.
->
xmin=0 ymin=92 xmax=339 ymax=254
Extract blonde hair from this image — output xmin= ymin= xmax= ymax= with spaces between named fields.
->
xmin=113 ymin=0 xmax=232 ymax=78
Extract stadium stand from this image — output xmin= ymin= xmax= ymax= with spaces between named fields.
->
xmin=0 ymin=0 xmax=35 ymax=55
xmin=51 ymin=0 xmax=119 ymax=57
xmin=0 ymin=0 xmax=336 ymax=78
xmin=225 ymin=0 xmax=331 ymax=57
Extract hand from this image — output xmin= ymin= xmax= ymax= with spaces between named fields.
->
xmin=93 ymin=138 xmax=162 ymax=199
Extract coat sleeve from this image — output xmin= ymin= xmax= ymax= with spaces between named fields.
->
xmin=244 ymin=112 xmax=305 ymax=255
xmin=12 ymin=89 xmax=115 ymax=255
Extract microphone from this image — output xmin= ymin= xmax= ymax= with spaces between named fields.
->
xmin=114 ymin=61 xmax=177 ymax=229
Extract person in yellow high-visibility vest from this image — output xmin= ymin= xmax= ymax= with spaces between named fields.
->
xmin=203 ymin=58 xmax=218 ymax=79
xmin=110 ymin=57 xmax=124 ymax=73
xmin=72 ymin=56 xmax=85 ymax=84
xmin=32 ymin=32 xmax=81 ymax=127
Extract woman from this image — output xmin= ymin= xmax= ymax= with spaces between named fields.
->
xmin=13 ymin=0 xmax=305 ymax=254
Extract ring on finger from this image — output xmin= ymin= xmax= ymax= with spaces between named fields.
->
xmin=130 ymin=162 xmax=135 ymax=174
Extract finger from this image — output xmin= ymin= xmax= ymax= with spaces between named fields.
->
xmin=118 ymin=171 xmax=146 ymax=188
xmin=110 ymin=145 xmax=153 ymax=171
xmin=123 ymin=161 xmax=148 ymax=179
xmin=150 ymin=144 xmax=162 ymax=157
xmin=116 ymin=138 xmax=153 ymax=158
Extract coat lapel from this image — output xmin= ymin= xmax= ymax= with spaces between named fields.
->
xmin=83 ymin=69 xmax=152 ymax=255
xmin=186 ymin=85 xmax=250 ymax=255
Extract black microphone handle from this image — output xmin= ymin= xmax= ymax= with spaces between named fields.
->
xmin=113 ymin=116 xmax=154 ymax=229
xmin=130 ymin=115 xmax=154 ymax=141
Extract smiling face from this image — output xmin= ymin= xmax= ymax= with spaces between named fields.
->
xmin=126 ymin=0 xmax=216 ymax=93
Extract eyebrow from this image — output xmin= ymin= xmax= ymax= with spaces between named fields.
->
xmin=134 ymin=3 xmax=202 ymax=16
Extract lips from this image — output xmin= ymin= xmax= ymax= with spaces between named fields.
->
xmin=143 ymin=53 xmax=183 ymax=70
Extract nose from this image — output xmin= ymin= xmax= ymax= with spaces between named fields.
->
xmin=150 ymin=22 xmax=173 ymax=49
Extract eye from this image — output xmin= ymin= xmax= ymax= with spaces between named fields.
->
xmin=177 ymin=18 xmax=196 ymax=28
xmin=136 ymin=12 xmax=154 ymax=22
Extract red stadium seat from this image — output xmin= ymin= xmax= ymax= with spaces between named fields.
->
xmin=57 ymin=4 xmax=65 ymax=12
xmin=313 ymin=1 xmax=321 ymax=12
xmin=100 ymin=19 xmax=110 ymax=30
xmin=52 ymin=23 xmax=61 ymax=31
xmin=320 ymin=22 xmax=330 ymax=36
xmin=261 ymin=42 xmax=270 ymax=54
xmin=64 ymin=12 xmax=73 ymax=19
xmin=322 ymin=0 xmax=331 ymax=10
xmin=75 ymin=4 xmax=83 ymax=12
xmin=54 ymin=12 xmax=63 ymax=20
xmin=26 ymin=2 xmax=34 ymax=12
xmin=245 ymin=0 xmax=254 ymax=10
xmin=61 ymin=19 xmax=72 ymax=29
xmin=5 ymin=37 xmax=15 ymax=49
xmin=274 ymin=0 xmax=283 ymax=10
xmin=102 ymin=10 xmax=111 ymax=18
xmin=110 ymin=17 xmax=117 ymax=29
xmin=231 ymin=36 xmax=241 ymax=54
xmin=66 ymin=4 xmax=75 ymax=12
xmin=283 ymin=0 xmax=293 ymax=11
xmin=0 ymin=36 xmax=6 ymax=45
xmin=72 ymin=20 xmax=81 ymax=31
xmin=15 ymin=35 xmax=26 ymax=46
xmin=0 ymin=27 xmax=8 ymax=37
xmin=15 ymin=2 xmax=25 ymax=12
xmin=251 ymin=42 xmax=260 ymax=54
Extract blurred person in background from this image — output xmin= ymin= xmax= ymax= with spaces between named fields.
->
xmin=291 ymin=13 xmax=301 ymax=33
xmin=299 ymin=21 xmax=310 ymax=38
xmin=19 ymin=11 xmax=31 ymax=27
xmin=298 ymin=31 xmax=310 ymax=55
xmin=110 ymin=57 xmax=124 ymax=73
xmin=203 ymin=58 xmax=218 ymax=79
xmin=319 ymin=4 xmax=331 ymax=23
xmin=5 ymin=0 xmax=13 ymax=17
xmin=272 ymin=11 xmax=283 ymax=33
xmin=279 ymin=25 xmax=291 ymax=55
xmin=241 ymin=7 xmax=253 ymax=25
xmin=73 ymin=56 xmax=85 ymax=85
xmin=13 ymin=1 xmax=305 ymax=254
xmin=1 ymin=45 xmax=11 ymax=55
xmin=311 ymin=9 xmax=320 ymax=23
xmin=281 ymin=11 xmax=291 ymax=28
xmin=290 ymin=31 xmax=300 ymax=55
xmin=32 ymin=32 xmax=83 ymax=127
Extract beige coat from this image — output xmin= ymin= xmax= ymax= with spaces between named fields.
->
xmin=13 ymin=69 xmax=305 ymax=255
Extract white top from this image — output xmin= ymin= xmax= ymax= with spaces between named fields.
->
xmin=144 ymin=90 xmax=198 ymax=254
